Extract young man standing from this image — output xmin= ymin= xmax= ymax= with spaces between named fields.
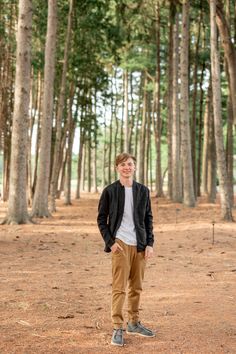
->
xmin=97 ymin=153 xmax=155 ymax=346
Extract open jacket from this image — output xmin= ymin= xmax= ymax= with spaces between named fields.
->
xmin=97 ymin=180 xmax=154 ymax=253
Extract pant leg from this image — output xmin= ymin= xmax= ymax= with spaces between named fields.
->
xmin=127 ymin=249 xmax=146 ymax=324
xmin=111 ymin=240 xmax=130 ymax=329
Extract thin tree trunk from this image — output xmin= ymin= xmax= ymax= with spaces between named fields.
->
xmin=167 ymin=2 xmax=175 ymax=199
xmin=207 ymin=94 xmax=217 ymax=203
xmin=197 ymin=62 xmax=205 ymax=196
xmin=128 ymin=72 xmax=135 ymax=154
xmin=76 ymin=124 xmax=85 ymax=199
xmin=49 ymin=0 xmax=73 ymax=212
xmin=145 ymin=94 xmax=151 ymax=186
xmin=124 ymin=69 xmax=129 ymax=152
xmin=108 ymin=87 xmax=113 ymax=185
xmin=172 ymin=10 xmax=182 ymax=203
xmin=191 ymin=7 xmax=202 ymax=196
xmin=226 ymin=97 xmax=234 ymax=206
xmin=138 ymin=72 xmax=147 ymax=184
xmin=153 ymin=2 xmax=163 ymax=197
xmin=82 ymin=141 xmax=86 ymax=191
xmin=32 ymin=72 xmax=42 ymax=196
xmin=64 ymin=125 xmax=75 ymax=205
xmin=210 ymin=0 xmax=233 ymax=220
xmin=31 ymin=0 xmax=57 ymax=217
xmin=180 ymin=0 xmax=195 ymax=207
xmin=202 ymin=86 xmax=211 ymax=195
xmin=216 ymin=0 xmax=236 ymax=125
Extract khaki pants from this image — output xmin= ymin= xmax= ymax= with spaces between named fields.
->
xmin=111 ymin=239 xmax=146 ymax=329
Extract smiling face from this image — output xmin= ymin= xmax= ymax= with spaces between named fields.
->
xmin=116 ymin=157 xmax=136 ymax=180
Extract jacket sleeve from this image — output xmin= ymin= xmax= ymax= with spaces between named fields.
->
xmin=144 ymin=189 xmax=154 ymax=247
xmin=97 ymin=188 xmax=115 ymax=251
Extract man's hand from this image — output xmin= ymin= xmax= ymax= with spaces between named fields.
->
xmin=111 ymin=242 xmax=123 ymax=253
xmin=145 ymin=246 xmax=153 ymax=260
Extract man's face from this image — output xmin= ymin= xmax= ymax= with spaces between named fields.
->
xmin=116 ymin=158 xmax=135 ymax=179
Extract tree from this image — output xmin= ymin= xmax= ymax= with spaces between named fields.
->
xmin=180 ymin=0 xmax=195 ymax=207
xmin=49 ymin=0 xmax=73 ymax=212
xmin=210 ymin=0 xmax=233 ymax=221
xmin=172 ymin=8 xmax=182 ymax=203
xmin=216 ymin=0 xmax=236 ymax=125
xmin=31 ymin=0 xmax=57 ymax=218
xmin=2 ymin=0 xmax=32 ymax=224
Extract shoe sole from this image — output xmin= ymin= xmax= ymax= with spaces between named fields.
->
xmin=111 ymin=341 xmax=124 ymax=347
xmin=126 ymin=331 xmax=155 ymax=338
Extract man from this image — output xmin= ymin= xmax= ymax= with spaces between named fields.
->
xmin=97 ymin=152 xmax=155 ymax=347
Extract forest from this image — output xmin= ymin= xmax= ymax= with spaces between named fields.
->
xmin=0 ymin=0 xmax=235 ymax=223
xmin=0 ymin=1 xmax=236 ymax=353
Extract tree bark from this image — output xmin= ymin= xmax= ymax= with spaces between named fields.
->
xmin=49 ymin=0 xmax=73 ymax=212
xmin=197 ymin=62 xmax=205 ymax=196
xmin=172 ymin=10 xmax=182 ymax=203
xmin=202 ymin=86 xmax=211 ymax=195
xmin=180 ymin=0 xmax=195 ymax=207
xmin=2 ymin=0 xmax=32 ymax=224
xmin=167 ymin=2 xmax=175 ymax=199
xmin=138 ymin=72 xmax=147 ymax=184
xmin=207 ymin=91 xmax=217 ymax=203
xmin=216 ymin=0 xmax=236 ymax=125
xmin=76 ymin=123 xmax=85 ymax=199
xmin=124 ymin=69 xmax=129 ymax=152
xmin=191 ymin=7 xmax=202 ymax=196
xmin=153 ymin=2 xmax=163 ymax=197
xmin=31 ymin=0 xmax=57 ymax=217
xmin=210 ymin=0 xmax=233 ymax=220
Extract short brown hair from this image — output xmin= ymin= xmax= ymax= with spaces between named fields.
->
xmin=115 ymin=153 xmax=136 ymax=166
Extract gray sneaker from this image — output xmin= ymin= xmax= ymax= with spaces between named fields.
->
xmin=126 ymin=321 xmax=155 ymax=337
xmin=111 ymin=328 xmax=124 ymax=346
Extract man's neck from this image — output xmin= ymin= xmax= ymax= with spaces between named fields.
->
xmin=119 ymin=177 xmax=133 ymax=187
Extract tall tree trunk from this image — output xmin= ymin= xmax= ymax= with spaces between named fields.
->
xmin=124 ymin=69 xmax=129 ymax=152
xmin=108 ymin=88 xmax=113 ymax=185
xmin=49 ymin=0 xmax=73 ymax=212
xmin=32 ymin=72 xmax=42 ymax=197
xmin=76 ymin=124 xmax=85 ymax=199
xmin=191 ymin=7 xmax=202 ymax=196
xmin=226 ymin=97 xmax=234 ymax=206
xmin=180 ymin=0 xmax=195 ymax=207
xmin=210 ymin=0 xmax=233 ymax=220
xmin=2 ymin=0 xmax=32 ymax=224
xmin=128 ymin=72 xmax=135 ymax=154
xmin=64 ymin=87 xmax=75 ymax=205
xmin=167 ymin=2 xmax=175 ymax=199
xmin=224 ymin=0 xmax=234 ymax=207
xmin=202 ymin=86 xmax=211 ymax=195
xmin=102 ymin=115 xmax=107 ymax=188
xmin=216 ymin=0 xmax=236 ymax=125
xmin=145 ymin=94 xmax=151 ymax=186
xmin=138 ymin=72 xmax=147 ymax=184
xmin=31 ymin=0 xmax=57 ymax=217
xmin=153 ymin=2 xmax=163 ymax=197
xmin=172 ymin=10 xmax=182 ymax=203
xmin=207 ymin=94 xmax=217 ymax=203
xmin=197 ymin=62 xmax=205 ymax=196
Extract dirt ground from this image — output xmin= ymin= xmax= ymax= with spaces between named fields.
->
xmin=0 ymin=194 xmax=236 ymax=354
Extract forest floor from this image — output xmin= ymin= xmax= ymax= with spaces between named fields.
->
xmin=0 ymin=193 xmax=236 ymax=354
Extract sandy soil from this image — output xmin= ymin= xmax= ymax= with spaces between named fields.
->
xmin=0 ymin=194 xmax=236 ymax=354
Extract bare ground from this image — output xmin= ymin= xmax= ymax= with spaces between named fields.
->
xmin=0 ymin=194 xmax=236 ymax=354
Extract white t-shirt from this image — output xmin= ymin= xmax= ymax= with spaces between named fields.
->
xmin=116 ymin=187 xmax=137 ymax=246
